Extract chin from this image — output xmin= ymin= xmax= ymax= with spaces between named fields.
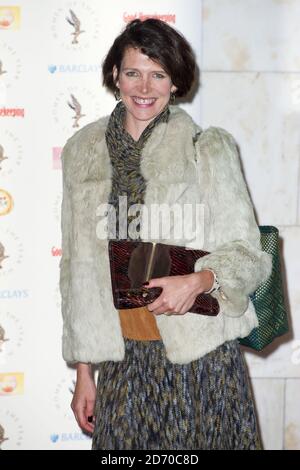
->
xmin=131 ymin=104 xmax=165 ymax=120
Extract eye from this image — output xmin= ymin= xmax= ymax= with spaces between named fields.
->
xmin=153 ymin=73 xmax=166 ymax=79
xmin=125 ymin=70 xmax=139 ymax=77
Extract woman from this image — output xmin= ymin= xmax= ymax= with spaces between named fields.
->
xmin=59 ymin=19 xmax=272 ymax=450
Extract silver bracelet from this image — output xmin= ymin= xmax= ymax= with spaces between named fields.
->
xmin=203 ymin=269 xmax=220 ymax=294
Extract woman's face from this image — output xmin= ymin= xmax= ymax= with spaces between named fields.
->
xmin=113 ymin=47 xmax=177 ymax=137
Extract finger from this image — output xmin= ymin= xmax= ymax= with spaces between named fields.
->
xmin=86 ymin=401 xmax=95 ymax=421
xmin=84 ymin=405 xmax=96 ymax=432
xmin=147 ymin=301 xmax=159 ymax=312
xmin=158 ymin=302 xmax=187 ymax=316
xmin=77 ymin=407 xmax=94 ymax=434
xmin=178 ymin=300 xmax=194 ymax=315
xmin=73 ymin=410 xmax=93 ymax=433
xmin=147 ymin=287 xmax=174 ymax=311
xmin=152 ymin=304 xmax=174 ymax=315
xmin=146 ymin=297 xmax=164 ymax=312
xmin=85 ymin=421 xmax=95 ymax=434
xmin=86 ymin=413 xmax=96 ymax=428
xmin=146 ymin=277 xmax=166 ymax=289
xmin=87 ymin=415 xmax=95 ymax=424
xmin=148 ymin=300 xmax=169 ymax=314
xmin=81 ymin=418 xmax=95 ymax=434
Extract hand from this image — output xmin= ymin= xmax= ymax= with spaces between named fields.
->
xmin=71 ymin=363 xmax=97 ymax=434
xmin=146 ymin=270 xmax=214 ymax=316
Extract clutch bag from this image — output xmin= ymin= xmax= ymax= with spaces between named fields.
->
xmin=108 ymin=240 xmax=219 ymax=316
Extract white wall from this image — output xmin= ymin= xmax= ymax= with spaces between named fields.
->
xmin=199 ymin=0 xmax=300 ymax=450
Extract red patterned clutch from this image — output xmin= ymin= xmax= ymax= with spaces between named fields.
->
xmin=108 ymin=240 xmax=219 ymax=316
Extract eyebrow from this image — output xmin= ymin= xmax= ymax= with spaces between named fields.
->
xmin=121 ymin=67 xmax=166 ymax=73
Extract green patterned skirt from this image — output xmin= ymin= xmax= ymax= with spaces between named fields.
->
xmin=92 ymin=339 xmax=261 ymax=450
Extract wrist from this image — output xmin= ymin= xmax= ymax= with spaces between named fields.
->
xmin=202 ymin=269 xmax=220 ymax=294
xmin=192 ymin=270 xmax=214 ymax=294
xmin=76 ymin=362 xmax=93 ymax=378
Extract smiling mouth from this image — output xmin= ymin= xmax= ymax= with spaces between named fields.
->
xmin=132 ymin=97 xmax=157 ymax=105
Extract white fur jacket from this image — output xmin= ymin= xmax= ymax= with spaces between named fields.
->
xmin=59 ymin=105 xmax=272 ymax=365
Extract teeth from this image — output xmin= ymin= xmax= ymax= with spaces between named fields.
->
xmin=133 ymin=97 xmax=156 ymax=105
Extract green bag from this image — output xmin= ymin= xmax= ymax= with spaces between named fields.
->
xmin=239 ymin=225 xmax=289 ymax=351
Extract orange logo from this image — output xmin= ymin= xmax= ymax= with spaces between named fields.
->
xmin=0 ymin=189 xmax=13 ymax=215
xmin=0 ymin=373 xmax=24 ymax=395
xmin=0 ymin=7 xmax=21 ymax=30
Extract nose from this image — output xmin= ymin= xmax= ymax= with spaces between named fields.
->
xmin=139 ymin=76 xmax=150 ymax=94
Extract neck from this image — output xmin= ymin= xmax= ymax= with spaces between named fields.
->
xmin=124 ymin=113 xmax=151 ymax=142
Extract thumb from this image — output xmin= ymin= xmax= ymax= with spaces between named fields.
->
xmin=145 ymin=277 xmax=166 ymax=289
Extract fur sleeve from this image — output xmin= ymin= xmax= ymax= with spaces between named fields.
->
xmin=194 ymin=127 xmax=272 ymax=317
xmin=59 ymin=140 xmax=76 ymax=362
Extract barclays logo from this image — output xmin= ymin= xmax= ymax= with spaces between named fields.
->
xmin=0 ymin=289 xmax=29 ymax=299
xmin=50 ymin=432 xmax=91 ymax=443
xmin=48 ymin=65 xmax=57 ymax=74
xmin=48 ymin=64 xmax=100 ymax=74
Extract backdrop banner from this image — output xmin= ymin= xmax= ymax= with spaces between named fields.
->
xmin=0 ymin=0 xmax=202 ymax=450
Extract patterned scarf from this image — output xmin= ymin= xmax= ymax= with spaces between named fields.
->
xmin=105 ymin=101 xmax=170 ymax=240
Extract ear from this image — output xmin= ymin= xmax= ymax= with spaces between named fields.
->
xmin=112 ymin=66 xmax=119 ymax=88
xmin=171 ymin=84 xmax=177 ymax=94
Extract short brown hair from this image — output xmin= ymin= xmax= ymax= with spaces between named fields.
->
xmin=102 ymin=19 xmax=196 ymax=98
